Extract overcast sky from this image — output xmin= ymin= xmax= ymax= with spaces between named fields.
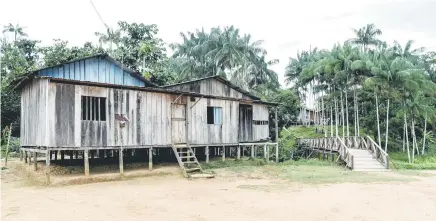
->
xmin=2 ymin=0 xmax=436 ymax=92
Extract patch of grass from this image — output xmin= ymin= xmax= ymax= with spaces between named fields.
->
xmin=202 ymin=158 xmax=267 ymax=170
xmin=205 ymin=158 xmax=414 ymax=184
xmin=390 ymin=152 xmax=436 ymax=170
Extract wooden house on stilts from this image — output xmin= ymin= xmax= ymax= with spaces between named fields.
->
xmin=16 ymin=54 xmax=279 ymax=182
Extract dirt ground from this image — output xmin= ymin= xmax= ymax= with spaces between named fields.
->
xmin=2 ymin=161 xmax=436 ymax=221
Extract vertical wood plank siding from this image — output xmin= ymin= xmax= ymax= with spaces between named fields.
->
xmin=166 ymin=78 xmax=252 ymax=100
xmin=20 ymin=79 xmax=49 ymax=146
xmin=253 ymin=104 xmax=270 ymax=140
xmin=22 ymin=81 xmax=271 ymax=148
xmin=38 ymin=57 xmax=145 ymax=87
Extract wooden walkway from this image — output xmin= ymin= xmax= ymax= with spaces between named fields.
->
xmin=297 ymin=136 xmax=389 ymax=171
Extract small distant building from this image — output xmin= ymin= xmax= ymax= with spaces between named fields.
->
xmin=16 ymin=54 xmax=279 ymax=181
xmin=297 ymin=107 xmax=323 ymax=125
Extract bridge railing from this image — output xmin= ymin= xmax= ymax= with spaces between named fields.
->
xmin=336 ymin=137 xmax=354 ymax=169
xmin=363 ymin=136 xmax=390 ymax=169
xmin=297 ymin=136 xmax=390 ymax=169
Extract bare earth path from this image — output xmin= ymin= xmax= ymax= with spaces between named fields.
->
xmin=2 ymin=167 xmax=436 ymax=221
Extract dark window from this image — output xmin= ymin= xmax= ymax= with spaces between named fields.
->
xmin=253 ymin=120 xmax=268 ymax=125
xmin=207 ymin=106 xmax=222 ymax=125
xmin=81 ymin=96 xmax=106 ymax=121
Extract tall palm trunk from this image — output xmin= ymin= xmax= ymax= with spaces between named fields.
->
xmin=345 ymin=88 xmax=349 ymax=137
xmin=402 ymin=120 xmax=406 ymax=153
xmin=356 ymin=92 xmax=360 ymax=136
xmin=411 ymin=114 xmax=417 ymax=163
xmin=341 ymin=91 xmax=345 ymax=138
xmin=330 ymin=105 xmax=333 ymax=137
xmin=322 ymin=95 xmax=326 ymax=137
xmin=375 ymin=93 xmax=381 ymax=147
xmin=354 ymin=90 xmax=357 ymax=136
xmin=422 ymin=112 xmax=427 ymax=155
xmin=404 ymin=114 xmax=411 ymax=163
xmin=384 ymin=99 xmax=390 ymax=152
xmin=335 ymin=95 xmax=339 ymax=137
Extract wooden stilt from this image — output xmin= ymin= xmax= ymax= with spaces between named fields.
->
xmin=119 ymin=148 xmax=124 ymax=175
xmin=251 ymin=145 xmax=255 ymax=158
xmin=33 ymin=151 xmax=37 ymax=171
xmin=50 ymin=151 xmax=53 ymax=160
xmin=45 ymin=150 xmax=51 ymax=185
xmin=60 ymin=151 xmax=64 ymax=163
xmin=205 ymin=146 xmax=209 ymax=163
xmin=54 ymin=151 xmax=58 ymax=161
xmin=237 ymin=145 xmax=241 ymax=160
xmin=28 ymin=151 xmax=31 ymax=165
xmin=84 ymin=150 xmax=90 ymax=177
xmin=90 ymin=150 xmax=95 ymax=159
xmin=69 ymin=151 xmax=73 ymax=165
xmin=275 ymin=144 xmax=279 ymax=163
xmin=75 ymin=151 xmax=78 ymax=159
xmin=20 ymin=149 xmax=23 ymax=161
xmin=221 ymin=146 xmax=225 ymax=161
xmin=263 ymin=144 xmax=267 ymax=160
xmin=148 ymin=147 xmax=153 ymax=171
xmin=24 ymin=151 xmax=28 ymax=163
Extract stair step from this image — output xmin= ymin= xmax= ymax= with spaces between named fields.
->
xmin=182 ymin=161 xmax=198 ymax=164
xmin=353 ymin=168 xmax=389 ymax=172
xmin=185 ymin=168 xmax=201 ymax=173
xmin=189 ymin=173 xmax=215 ymax=179
xmin=180 ymin=156 xmax=196 ymax=159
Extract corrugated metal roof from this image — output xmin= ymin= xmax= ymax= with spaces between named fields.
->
xmin=16 ymin=53 xmax=157 ymax=88
xmin=27 ymin=76 xmax=278 ymax=106
xmin=162 ymin=75 xmax=261 ymax=100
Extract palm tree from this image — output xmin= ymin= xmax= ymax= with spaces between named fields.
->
xmin=392 ymin=40 xmax=425 ymax=64
xmin=95 ymin=27 xmax=121 ymax=54
xmin=349 ymin=23 xmax=382 ymax=52
xmin=2 ymin=23 xmax=27 ymax=41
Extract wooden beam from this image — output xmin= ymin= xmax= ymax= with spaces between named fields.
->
xmin=33 ymin=152 xmax=37 ymax=171
xmin=119 ymin=148 xmax=124 ymax=175
xmin=251 ymin=145 xmax=255 ymax=158
xmin=221 ymin=146 xmax=225 ymax=161
xmin=275 ymin=107 xmax=279 ymax=142
xmin=60 ymin=151 xmax=64 ymax=163
xmin=45 ymin=150 xmax=51 ymax=185
xmin=263 ymin=144 xmax=267 ymax=160
xmin=205 ymin=146 xmax=209 ymax=163
xmin=28 ymin=151 xmax=31 ymax=165
xmin=275 ymin=144 xmax=279 ymax=163
xmin=84 ymin=150 xmax=90 ymax=177
xmin=148 ymin=147 xmax=153 ymax=171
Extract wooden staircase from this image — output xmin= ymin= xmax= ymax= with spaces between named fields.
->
xmin=171 ymin=143 xmax=214 ymax=178
xmin=348 ymin=149 xmax=387 ymax=172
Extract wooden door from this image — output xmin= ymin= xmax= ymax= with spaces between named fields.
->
xmin=171 ymin=104 xmax=186 ymax=144
xmin=238 ymin=104 xmax=253 ymax=142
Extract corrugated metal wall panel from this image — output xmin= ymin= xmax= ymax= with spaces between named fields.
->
xmin=37 ymin=57 xmax=146 ymax=87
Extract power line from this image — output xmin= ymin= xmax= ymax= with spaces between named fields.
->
xmin=89 ymin=0 xmax=109 ymax=30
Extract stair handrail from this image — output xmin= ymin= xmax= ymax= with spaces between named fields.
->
xmin=336 ymin=136 xmax=354 ymax=169
xmin=365 ymin=136 xmax=389 ymax=169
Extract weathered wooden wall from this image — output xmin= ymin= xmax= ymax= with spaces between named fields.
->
xmin=38 ymin=56 xmax=146 ymax=87
xmin=21 ymin=79 xmax=49 ymax=146
xmin=165 ymin=78 xmax=252 ymax=100
xmin=189 ymin=98 xmax=239 ymax=144
xmin=23 ymin=81 xmax=271 ymax=148
xmin=253 ymin=104 xmax=269 ymax=140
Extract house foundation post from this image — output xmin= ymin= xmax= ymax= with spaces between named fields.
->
xmin=84 ymin=149 xmax=90 ymax=177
